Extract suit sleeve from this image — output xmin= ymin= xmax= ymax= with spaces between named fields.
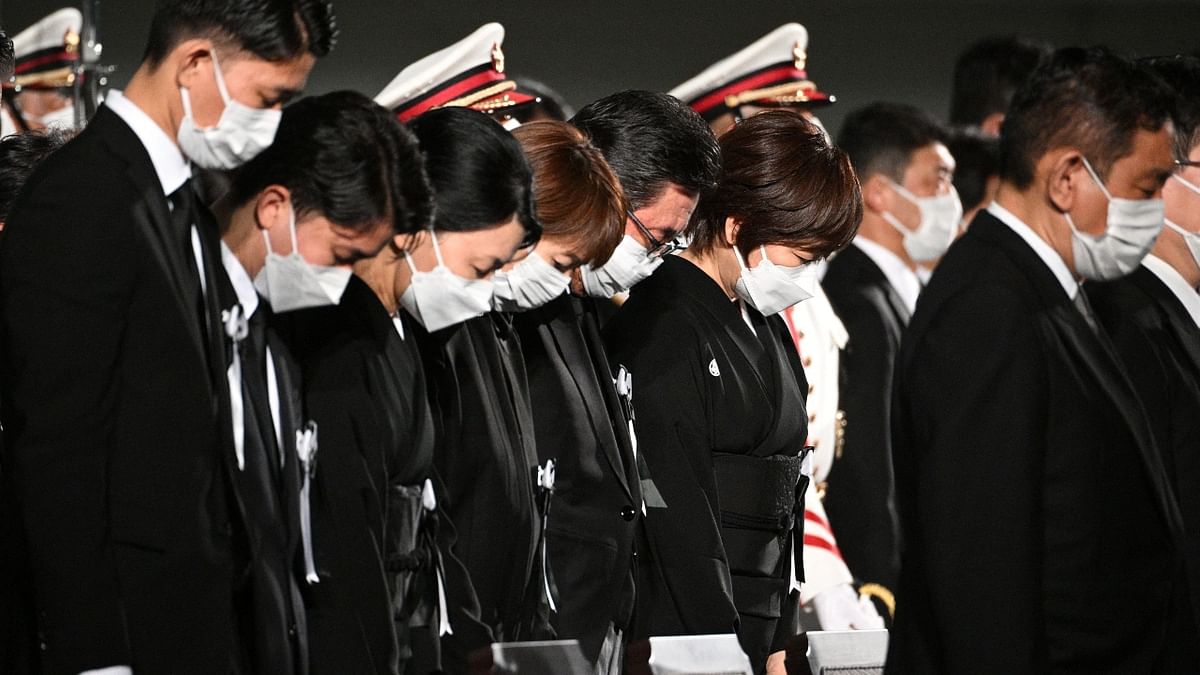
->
xmin=824 ymin=290 xmax=900 ymax=589
xmin=607 ymin=319 xmax=739 ymax=635
xmin=0 ymin=177 xmax=138 ymax=669
xmin=431 ymin=468 xmax=495 ymax=670
xmin=893 ymin=285 xmax=1046 ymax=672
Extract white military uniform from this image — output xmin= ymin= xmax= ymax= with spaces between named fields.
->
xmin=780 ymin=276 xmax=854 ymax=602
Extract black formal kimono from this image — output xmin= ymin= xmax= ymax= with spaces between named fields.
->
xmin=887 ymin=211 xmax=1187 ymax=673
xmin=282 ymin=276 xmax=492 ymax=675
xmin=0 ymin=106 xmax=243 ymax=674
xmin=603 ymin=255 xmax=809 ymax=674
xmin=1089 ymin=264 xmax=1200 ymax=639
xmin=515 ymin=294 xmax=643 ymax=663
xmin=821 ymin=244 xmax=908 ymax=594
xmin=414 ymin=311 xmax=552 ymax=642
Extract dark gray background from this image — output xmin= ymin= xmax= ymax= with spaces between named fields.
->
xmin=4 ymin=1 xmax=1199 ymax=136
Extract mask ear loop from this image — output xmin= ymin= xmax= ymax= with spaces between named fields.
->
xmin=286 ymin=203 xmax=300 ymax=255
xmin=1172 ymin=173 xmax=1200 ymax=196
xmin=429 ymin=228 xmax=447 ymax=268
xmin=208 ymin=48 xmax=233 ymax=106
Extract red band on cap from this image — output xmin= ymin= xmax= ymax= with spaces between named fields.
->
xmin=14 ymin=48 xmax=77 ymax=75
xmin=689 ymin=64 xmax=807 ymax=116
xmin=396 ymin=68 xmax=506 ymax=122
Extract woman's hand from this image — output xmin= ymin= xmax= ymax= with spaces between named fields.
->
xmin=766 ymin=649 xmax=788 ymax=675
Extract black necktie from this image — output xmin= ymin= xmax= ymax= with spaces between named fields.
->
xmin=168 ymin=180 xmax=212 ymax=357
xmin=1073 ymin=287 xmax=1100 ymax=335
xmin=240 ymin=309 xmax=282 ymax=495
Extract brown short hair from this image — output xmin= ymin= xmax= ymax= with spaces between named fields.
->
xmin=513 ymin=121 xmax=627 ymax=266
xmin=689 ymin=109 xmax=862 ymax=260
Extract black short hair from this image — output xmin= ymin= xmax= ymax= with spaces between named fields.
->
xmin=836 ymin=102 xmax=948 ymax=184
xmin=0 ymin=128 xmax=72 ymax=224
xmin=950 ymin=36 xmax=1053 ymax=126
xmin=947 ymin=127 xmax=1000 ymax=214
xmin=408 ymin=107 xmax=539 ymax=245
xmin=570 ymin=90 xmax=720 ymax=210
xmin=1142 ymin=54 xmax=1200 ymax=157
xmin=143 ymin=0 xmax=336 ymax=65
xmin=230 ymin=90 xmax=432 ymax=235
xmin=0 ymin=29 xmax=13 ymax=81
xmin=999 ymin=46 xmax=1176 ymax=189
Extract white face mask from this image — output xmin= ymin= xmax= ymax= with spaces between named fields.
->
xmin=732 ymin=245 xmax=817 ymax=316
xmin=491 ymin=251 xmax=571 ymax=312
xmin=1166 ymin=175 xmax=1200 ymax=273
xmin=1064 ymin=157 xmax=1165 ymax=281
xmin=253 ymin=204 xmax=353 ymax=312
xmin=577 ymin=234 xmax=663 ymax=298
xmin=400 ymin=230 xmax=495 ymax=332
xmin=35 ymin=103 xmax=77 ymax=130
xmin=177 ymin=50 xmax=283 ymax=170
xmin=881 ymin=181 xmax=963 ymax=264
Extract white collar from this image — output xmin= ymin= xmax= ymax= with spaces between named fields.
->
xmin=851 ymin=235 xmax=921 ymax=314
xmin=1142 ymin=255 xmax=1200 ymax=329
xmin=219 ymin=241 xmax=260 ymax=318
xmin=988 ymin=202 xmax=1079 ymax=300
xmin=104 ymin=89 xmax=191 ymax=196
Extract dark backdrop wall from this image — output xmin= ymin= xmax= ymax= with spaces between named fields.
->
xmin=4 ymin=1 xmax=1199 ymax=137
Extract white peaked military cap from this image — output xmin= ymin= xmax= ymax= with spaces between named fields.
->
xmin=8 ymin=8 xmax=82 ymax=90
xmin=374 ymin=22 xmax=538 ymax=122
xmin=669 ymin=23 xmax=835 ymax=122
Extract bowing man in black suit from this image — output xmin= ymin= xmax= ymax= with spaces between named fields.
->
xmin=211 ymin=92 xmax=405 ymax=675
xmin=0 ymin=3 xmax=334 ymax=673
xmin=887 ymin=47 xmax=1190 ymax=673
xmin=514 ymin=91 xmax=722 ymax=672
xmin=401 ymin=108 xmax=548 ymax=643
xmin=822 ymin=103 xmax=959 ymax=602
xmin=1087 ymin=54 xmax=1200 ymax=645
xmin=605 ymin=111 xmax=862 ymax=675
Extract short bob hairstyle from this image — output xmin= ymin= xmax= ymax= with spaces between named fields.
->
xmin=688 ymin=110 xmax=862 ymax=260
xmin=511 ymin=121 xmax=627 ymax=266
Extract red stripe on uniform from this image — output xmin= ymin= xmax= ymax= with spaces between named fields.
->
xmin=396 ymin=69 xmax=506 ymax=121
xmin=14 ymin=49 xmax=75 ymax=75
xmin=688 ymin=65 xmax=806 ymax=117
xmin=804 ymin=533 xmax=844 ymax=559
xmin=805 ymin=509 xmax=832 ymax=532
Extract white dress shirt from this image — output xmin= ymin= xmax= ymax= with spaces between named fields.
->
xmin=987 ymin=202 xmax=1079 ymax=300
xmin=851 ymin=236 xmax=922 ymax=315
xmin=1142 ymin=254 xmax=1200 ymax=328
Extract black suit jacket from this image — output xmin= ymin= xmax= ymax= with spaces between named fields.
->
xmin=0 ymin=106 xmax=241 ymax=674
xmin=1088 ymin=265 xmax=1200 ymax=632
xmin=886 ymin=211 xmax=1185 ymax=673
xmin=514 ymin=294 xmax=642 ymax=662
xmin=822 ymin=243 xmax=909 ymax=591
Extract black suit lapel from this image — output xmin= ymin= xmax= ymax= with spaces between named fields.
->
xmin=560 ymin=298 xmax=636 ymax=503
xmin=978 ymin=213 xmax=1183 ymax=534
xmin=1135 ymin=268 xmax=1200 ymax=379
xmin=92 ymin=107 xmax=209 ymax=371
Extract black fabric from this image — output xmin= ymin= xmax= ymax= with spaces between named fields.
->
xmin=414 ymin=312 xmax=551 ymax=642
xmin=1088 ymin=265 xmax=1200 ymax=651
xmin=886 ymin=211 xmax=1187 ymax=674
xmin=0 ymin=106 xmax=242 ymax=674
xmin=603 ymin=255 xmax=808 ymax=675
xmin=513 ymin=294 xmax=643 ymax=663
xmin=280 ymin=277 xmax=491 ymax=675
xmin=821 ymin=243 xmax=909 ymax=592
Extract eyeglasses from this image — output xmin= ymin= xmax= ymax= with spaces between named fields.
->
xmin=628 ymin=210 xmax=685 ymax=258
xmin=1177 ymin=159 xmax=1200 ymax=170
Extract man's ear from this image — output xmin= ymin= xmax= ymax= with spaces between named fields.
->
xmin=979 ymin=111 xmax=1005 ymax=137
xmin=254 ymin=185 xmax=291 ymax=233
xmin=861 ymin=173 xmax=895 ymax=215
xmin=723 ymin=216 xmax=741 ymax=249
xmin=173 ymin=39 xmax=215 ymax=90
xmin=1043 ymin=148 xmax=1085 ymax=214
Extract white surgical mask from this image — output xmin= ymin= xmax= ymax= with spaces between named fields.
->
xmin=400 ymin=230 xmax=494 ymax=332
xmin=35 ymin=103 xmax=77 ymax=130
xmin=1165 ymin=219 xmax=1200 ymax=274
xmin=177 ymin=50 xmax=282 ymax=170
xmin=881 ymin=181 xmax=963 ymax=264
xmin=577 ymin=234 xmax=663 ymax=298
xmin=732 ymin=245 xmax=817 ymax=316
xmin=491 ymin=251 xmax=571 ymax=312
xmin=253 ymin=204 xmax=353 ymax=312
xmin=1064 ymin=157 xmax=1165 ymax=281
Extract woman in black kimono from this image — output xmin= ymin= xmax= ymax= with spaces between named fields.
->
xmin=401 ymin=108 xmax=550 ymax=642
xmin=285 ymin=107 xmax=535 ymax=674
xmin=603 ymin=111 xmax=863 ymax=674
